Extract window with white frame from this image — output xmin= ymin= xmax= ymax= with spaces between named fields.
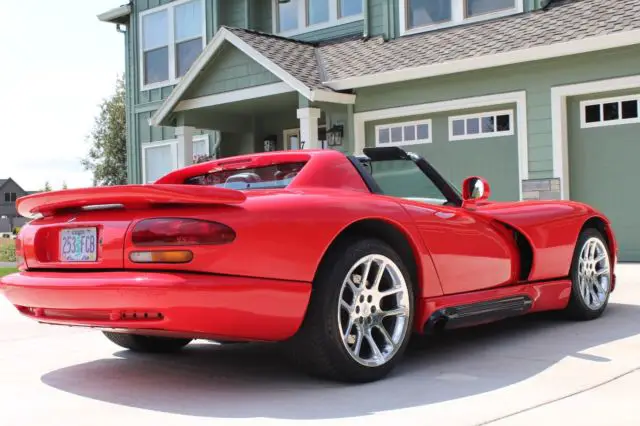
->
xmin=581 ymin=95 xmax=640 ymax=128
xmin=274 ymin=0 xmax=364 ymax=36
xmin=449 ymin=110 xmax=513 ymax=141
xmin=140 ymin=0 xmax=205 ymax=90
xmin=142 ymin=135 xmax=210 ymax=183
xmin=375 ymin=119 xmax=432 ymax=147
xmin=400 ymin=0 xmax=522 ymax=35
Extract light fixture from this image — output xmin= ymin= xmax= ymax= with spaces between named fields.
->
xmin=327 ymin=124 xmax=344 ymax=147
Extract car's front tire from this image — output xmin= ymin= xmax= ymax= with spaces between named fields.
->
xmin=564 ymin=227 xmax=612 ymax=320
xmin=103 ymin=332 xmax=192 ymax=353
xmin=290 ymin=237 xmax=415 ymax=383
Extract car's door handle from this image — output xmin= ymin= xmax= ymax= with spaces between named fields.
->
xmin=435 ymin=212 xmax=456 ymax=219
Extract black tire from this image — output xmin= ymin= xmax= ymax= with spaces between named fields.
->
xmin=289 ymin=237 xmax=415 ymax=383
xmin=103 ymin=331 xmax=192 ymax=353
xmin=564 ymin=227 xmax=612 ymax=321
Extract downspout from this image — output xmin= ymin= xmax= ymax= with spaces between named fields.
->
xmin=213 ymin=0 xmax=220 ymax=33
xmin=363 ymin=0 xmax=370 ymax=38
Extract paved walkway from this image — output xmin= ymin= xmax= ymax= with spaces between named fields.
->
xmin=1 ymin=264 xmax=639 ymax=425
xmin=0 ymin=261 xmax=16 ymax=268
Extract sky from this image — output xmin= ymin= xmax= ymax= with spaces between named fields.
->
xmin=0 ymin=1 xmax=125 ymax=191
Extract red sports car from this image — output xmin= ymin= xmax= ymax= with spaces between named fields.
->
xmin=0 ymin=147 xmax=616 ymax=382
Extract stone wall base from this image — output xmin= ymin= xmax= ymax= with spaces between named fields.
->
xmin=522 ymin=178 xmax=561 ymax=200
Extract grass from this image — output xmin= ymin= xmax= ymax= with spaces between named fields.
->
xmin=0 ymin=267 xmax=17 ymax=277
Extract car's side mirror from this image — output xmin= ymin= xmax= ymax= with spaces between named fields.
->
xmin=462 ymin=176 xmax=491 ymax=202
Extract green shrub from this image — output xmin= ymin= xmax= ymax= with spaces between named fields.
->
xmin=0 ymin=240 xmax=16 ymax=262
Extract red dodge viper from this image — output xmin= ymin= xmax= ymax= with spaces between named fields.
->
xmin=0 ymin=147 xmax=617 ymax=382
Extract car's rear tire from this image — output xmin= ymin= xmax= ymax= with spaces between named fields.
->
xmin=103 ymin=332 xmax=192 ymax=353
xmin=564 ymin=227 xmax=612 ymax=320
xmin=290 ymin=237 xmax=415 ymax=383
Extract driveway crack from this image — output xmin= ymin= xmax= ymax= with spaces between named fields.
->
xmin=475 ymin=366 xmax=640 ymax=425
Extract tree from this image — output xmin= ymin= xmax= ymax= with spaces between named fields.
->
xmin=42 ymin=181 xmax=52 ymax=192
xmin=81 ymin=75 xmax=127 ymax=186
xmin=62 ymin=181 xmax=68 ymax=190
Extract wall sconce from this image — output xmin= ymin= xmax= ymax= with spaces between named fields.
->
xmin=263 ymin=135 xmax=277 ymax=152
xmin=327 ymin=124 xmax=344 ymax=147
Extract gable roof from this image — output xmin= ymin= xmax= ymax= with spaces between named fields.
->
xmin=0 ymin=178 xmax=28 ymax=194
xmin=151 ymin=0 xmax=640 ymax=126
xmin=149 ymin=27 xmax=356 ymax=126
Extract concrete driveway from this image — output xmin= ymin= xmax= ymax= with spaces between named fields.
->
xmin=1 ymin=265 xmax=640 ymax=426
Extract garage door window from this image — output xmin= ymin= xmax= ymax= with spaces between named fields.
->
xmin=375 ymin=119 xmax=432 ymax=147
xmin=581 ymin=95 xmax=640 ymax=128
xmin=448 ymin=110 xmax=514 ymax=141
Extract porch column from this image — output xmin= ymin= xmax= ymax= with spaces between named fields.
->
xmin=296 ymin=107 xmax=322 ymax=149
xmin=176 ymin=126 xmax=194 ymax=167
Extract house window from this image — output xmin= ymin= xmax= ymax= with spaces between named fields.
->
xmin=3 ymin=193 xmax=17 ymax=202
xmin=401 ymin=0 xmax=521 ymax=35
xmin=375 ymin=119 xmax=432 ymax=147
xmin=581 ymin=95 xmax=640 ymax=128
xmin=140 ymin=0 xmax=205 ymax=90
xmin=142 ymin=135 xmax=210 ymax=183
xmin=274 ymin=0 xmax=364 ymax=36
xmin=448 ymin=110 xmax=514 ymax=141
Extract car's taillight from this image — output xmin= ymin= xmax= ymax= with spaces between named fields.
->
xmin=131 ymin=218 xmax=236 ymax=246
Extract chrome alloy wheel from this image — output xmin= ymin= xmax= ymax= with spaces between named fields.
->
xmin=577 ymin=237 xmax=611 ymax=310
xmin=337 ymin=254 xmax=411 ymax=367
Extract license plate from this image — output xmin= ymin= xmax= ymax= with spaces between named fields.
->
xmin=60 ymin=228 xmax=98 ymax=262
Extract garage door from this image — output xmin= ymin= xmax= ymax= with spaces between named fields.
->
xmin=568 ymin=93 xmax=640 ymax=261
xmin=366 ymin=104 xmax=520 ymax=201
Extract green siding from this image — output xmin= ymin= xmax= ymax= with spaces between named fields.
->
xmin=365 ymin=104 xmax=520 ymax=201
xmin=249 ymin=0 xmax=272 ymax=32
xmin=184 ymin=43 xmax=281 ymax=99
xmin=355 ymin=45 xmax=640 ymax=179
xmin=293 ymin=20 xmax=365 ymax=42
xmin=369 ymin=0 xmax=386 ymax=37
xmin=220 ymin=0 xmax=247 ymax=28
xmin=568 ymin=90 xmax=640 ymax=261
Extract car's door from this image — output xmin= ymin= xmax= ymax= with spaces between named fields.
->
xmin=365 ymin=151 xmax=516 ymax=294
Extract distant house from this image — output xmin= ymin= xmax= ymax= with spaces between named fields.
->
xmin=0 ymin=178 xmax=35 ymax=234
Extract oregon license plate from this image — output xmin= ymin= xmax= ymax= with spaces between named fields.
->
xmin=60 ymin=228 xmax=98 ymax=262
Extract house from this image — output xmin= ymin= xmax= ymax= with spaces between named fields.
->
xmin=0 ymin=179 xmax=34 ymax=235
xmin=98 ymin=0 xmax=640 ymax=261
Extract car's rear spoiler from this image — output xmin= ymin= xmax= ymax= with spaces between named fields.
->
xmin=16 ymin=184 xmax=246 ymax=217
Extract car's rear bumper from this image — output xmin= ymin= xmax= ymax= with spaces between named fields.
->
xmin=0 ymin=271 xmax=311 ymax=341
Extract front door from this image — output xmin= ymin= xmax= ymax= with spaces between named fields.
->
xmin=283 ymin=126 xmax=327 ymax=150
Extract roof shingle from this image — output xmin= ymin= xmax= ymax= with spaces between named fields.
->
xmin=226 ymin=0 xmax=640 ymax=90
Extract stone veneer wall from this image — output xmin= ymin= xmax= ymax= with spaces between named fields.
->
xmin=522 ymin=178 xmax=561 ymax=201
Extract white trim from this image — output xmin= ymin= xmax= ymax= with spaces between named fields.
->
xmin=150 ymin=27 xmax=355 ymax=127
xmin=399 ymin=0 xmax=523 ymax=37
xmin=579 ymin=94 xmax=640 ymax=128
xmin=375 ymin=119 xmax=432 ymax=147
xmin=551 ymin=75 xmax=640 ymax=200
xmin=310 ymin=89 xmax=356 ymax=104
xmin=354 ymin=91 xmax=528 ymax=200
xmin=272 ymin=0 xmax=364 ymax=37
xmin=448 ymin=109 xmax=514 ymax=141
xmin=139 ymin=0 xmax=207 ymax=91
xmin=325 ymin=29 xmax=640 ymax=91
xmin=175 ymin=82 xmax=295 ymax=111
xmin=141 ymin=134 xmax=210 ymax=183
xmin=97 ymin=5 xmax=131 ymax=23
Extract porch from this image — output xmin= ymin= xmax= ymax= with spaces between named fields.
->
xmin=148 ymin=27 xmax=356 ymax=170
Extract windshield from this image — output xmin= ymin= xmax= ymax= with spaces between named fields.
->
xmin=184 ymin=162 xmax=306 ymax=190
xmin=368 ymin=159 xmax=448 ymax=205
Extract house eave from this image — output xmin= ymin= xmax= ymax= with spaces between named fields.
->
xmin=323 ymin=28 xmax=640 ymax=91
xmin=97 ymin=5 xmax=131 ymax=25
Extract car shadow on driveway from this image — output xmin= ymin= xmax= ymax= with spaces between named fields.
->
xmin=40 ymin=303 xmax=640 ymax=420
